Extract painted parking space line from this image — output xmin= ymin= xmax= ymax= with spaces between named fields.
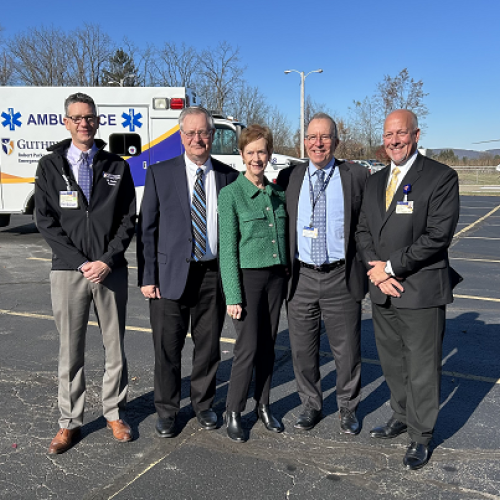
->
xmin=454 ymin=203 xmax=500 ymax=238
xmin=1 ymin=308 xmax=498 ymax=385
xmin=454 ymin=294 xmax=500 ymax=303
xmin=458 ymin=237 xmax=500 ymax=240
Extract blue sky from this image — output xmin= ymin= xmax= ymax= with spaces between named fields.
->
xmin=3 ymin=0 xmax=499 ymax=151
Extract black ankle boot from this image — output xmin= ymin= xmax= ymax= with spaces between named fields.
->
xmin=226 ymin=412 xmax=246 ymax=442
xmin=256 ymin=404 xmax=284 ymax=433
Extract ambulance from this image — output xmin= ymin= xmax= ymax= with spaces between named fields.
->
xmin=0 ymin=87 xmax=302 ymax=227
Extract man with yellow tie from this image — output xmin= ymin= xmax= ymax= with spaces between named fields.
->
xmin=356 ymin=109 xmax=461 ymax=470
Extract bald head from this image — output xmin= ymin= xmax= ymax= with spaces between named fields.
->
xmin=383 ymin=109 xmax=420 ymax=165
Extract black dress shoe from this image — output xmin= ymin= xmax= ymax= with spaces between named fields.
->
xmin=155 ymin=416 xmax=177 ymax=438
xmin=196 ymin=408 xmax=217 ymax=430
xmin=256 ymin=404 xmax=284 ymax=433
xmin=370 ymin=416 xmax=407 ymax=439
xmin=339 ymin=408 xmax=360 ymax=435
xmin=294 ymin=408 xmax=321 ymax=431
xmin=403 ymin=442 xmax=429 ymax=470
xmin=226 ymin=412 xmax=246 ymax=442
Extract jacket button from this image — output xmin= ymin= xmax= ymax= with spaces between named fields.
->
xmin=186 ymin=258 xmax=190 ymax=263
xmin=273 ymin=254 xmax=277 ymax=258
xmin=188 ymin=238 xmax=192 ymax=242
xmin=269 ymin=223 xmax=273 ymax=227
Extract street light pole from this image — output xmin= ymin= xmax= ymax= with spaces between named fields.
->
xmin=108 ymin=73 xmax=136 ymax=87
xmin=284 ymin=69 xmax=323 ymax=158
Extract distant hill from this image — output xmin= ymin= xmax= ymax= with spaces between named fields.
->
xmin=428 ymin=149 xmax=500 ymax=160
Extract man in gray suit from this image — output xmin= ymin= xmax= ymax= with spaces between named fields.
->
xmin=356 ymin=109 xmax=460 ymax=469
xmin=277 ymin=113 xmax=369 ymax=435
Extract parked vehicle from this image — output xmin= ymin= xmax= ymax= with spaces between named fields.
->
xmin=0 ymin=87 xmax=303 ymax=227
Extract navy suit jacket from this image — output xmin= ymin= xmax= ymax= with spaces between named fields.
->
xmin=276 ymin=159 xmax=369 ymax=302
xmin=356 ymin=153 xmax=461 ymax=309
xmin=137 ymin=154 xmax=238 ymax=300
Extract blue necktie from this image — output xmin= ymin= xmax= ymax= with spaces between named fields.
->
xmin=79 ymin=152 xmax=92 ymax=202
xmin=311 ymin=169 xmax=327 ymax=266
xmin=191 ymin=168 xmax=207 ymax=261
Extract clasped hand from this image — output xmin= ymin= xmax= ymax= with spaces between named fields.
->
xmin=367 ymin=260 xmax=404 ymax=298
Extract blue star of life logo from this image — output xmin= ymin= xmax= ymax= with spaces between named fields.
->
xmin=121 ymin=109 xmax=142 ymax=132
xmin=1 ymin=108 xmax=22 ymax=131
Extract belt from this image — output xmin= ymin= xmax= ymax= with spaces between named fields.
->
xmin=299 ymin=259 xmax=345 ymax=273
xmin=191 ymin=259 xmax=218 ymax=271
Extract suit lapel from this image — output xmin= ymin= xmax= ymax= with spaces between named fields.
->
xmin=173 ymin=156 xmax=191 ymax=223
xmin=287 ymin=163 xmax=307 ymax=258
xmin=383 ymin=154 xmax=424 ymax=223
xmin=212 ymin=157 xmax=226 ymax=195
xmin=338 ymin=160 xmax=351 ymax=252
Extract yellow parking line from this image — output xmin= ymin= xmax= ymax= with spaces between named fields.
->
xmin=454 ymin=203 xmax=500 ymax=238
xmin=454 ymin=294 xmax=500 ymax=303
xmin=1 ymin=308 xmax=497 ymax=385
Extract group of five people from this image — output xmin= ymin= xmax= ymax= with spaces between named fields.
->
xmin=35 ymin=93 xmax=460 ymax=471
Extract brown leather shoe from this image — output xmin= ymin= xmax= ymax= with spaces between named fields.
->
xmin=47 ymin=428 xmax=80 ymax=454
xmin=106 ymin=419 xmax=133 ymax=442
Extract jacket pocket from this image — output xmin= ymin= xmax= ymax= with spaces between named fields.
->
xmin=240 ymin=210 xmax=268 ymax=237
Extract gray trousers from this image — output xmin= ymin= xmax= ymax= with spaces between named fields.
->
xmin=372 ymin=302 xmax=445 ymax=445
xmin=50 ymin=267 xmax=128 ymax=429
xmin=287 ymin=265 xmax=361 ymax=412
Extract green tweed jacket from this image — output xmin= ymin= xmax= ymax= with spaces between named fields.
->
xmin=218 ymin=173 xmax=288 ymax=305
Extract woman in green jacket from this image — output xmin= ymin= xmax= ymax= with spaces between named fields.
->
xmin=218 ymin=124 xmax=288 ymax=442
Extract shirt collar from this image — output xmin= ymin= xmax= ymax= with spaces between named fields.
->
xmin=308 ymin=157 xmax=336 ymax=177
xmin=67 ymin=142 xmax=98 ymax=166
xmin=390 ymin=149 xmax=418 ymax=172
xmin=185 ymin=153 xmax=213 ymax=176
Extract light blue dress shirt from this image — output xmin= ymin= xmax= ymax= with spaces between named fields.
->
xmin=296 ymin=158 xmax=345 ymax=264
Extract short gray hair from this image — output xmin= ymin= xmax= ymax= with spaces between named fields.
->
xmin=308 ymin=112 xmax=338 ymax=140
xmin=64 ymin=93 xmax=97 ymax=116
xmin=179 ymin=106 xmax=215 ymax=131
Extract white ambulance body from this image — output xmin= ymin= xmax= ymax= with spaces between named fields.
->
xmin=0 ymin=87 xmax=301 ymax=226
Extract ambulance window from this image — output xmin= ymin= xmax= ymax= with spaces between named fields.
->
xmin=212 ymin=127 xmax=238 ymax=155
xmin=109 ymin=133 xmax=142 ymax=157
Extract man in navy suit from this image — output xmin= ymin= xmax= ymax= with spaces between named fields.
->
xmin=137 ymin=107 xmax=238 ymax=437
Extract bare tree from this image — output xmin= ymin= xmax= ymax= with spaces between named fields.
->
xmin=0 ymin=25 xmax=14 ymax=85
xmin=196 ymin=41 xmax=245 ymax=113
xmin=375 ymin=68 xmax=428 ymax=123
xmin=153 ymin=42 xmax=198 ymax=88
xmin=350 ymin=95 xmax=380 ymax=155
xmin=8 ymin=26 xmax=72 ymax=85
xmin=69 ymin=24 xmax=112 ymax=86
xmin=229 ymin=83 xmax=269 ymax=125
xmin=265 ymin=106 xmax=294 ymax=155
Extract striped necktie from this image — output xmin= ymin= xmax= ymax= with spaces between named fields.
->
xmin=311 ymin=169 xmax=327 ymax=266
xmin=385 ymin=167 xmax=401 ymax=210
xmin=79 ymin=152 xmax=92 ymax=202
xmin=191 ymin=167 xmax=207 ymax=261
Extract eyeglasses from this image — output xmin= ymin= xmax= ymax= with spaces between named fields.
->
xmin=66 ymin=115 xmax=98 ymax=125
xmin=305 ymin=134 xmax=334 ymax=143
xmin=181 ymin=130 xmax=213 ymax=140
xmin=382 ymin=129 xmax=416 ymax=140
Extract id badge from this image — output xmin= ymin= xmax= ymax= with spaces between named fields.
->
xmin=303 ymin=226 xmax=318 ymax=238
xmin=59 ymin=191 xmax=79 ymax=209
xmin=396 ymin=201 xmax=414 ymax=214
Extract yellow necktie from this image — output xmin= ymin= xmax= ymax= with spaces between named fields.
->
xmin=385 ymin=167 xmax=401 ymax=210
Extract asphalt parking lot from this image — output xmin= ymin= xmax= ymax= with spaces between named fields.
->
xmin=0 ymin=195 xmax=499 ymax=500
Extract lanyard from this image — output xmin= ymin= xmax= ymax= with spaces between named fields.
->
xmin=308 ymin=166 xmax=335 ymax=226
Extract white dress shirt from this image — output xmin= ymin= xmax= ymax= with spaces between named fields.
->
xmin=184 ymin=153 xmax=218 ymax=260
